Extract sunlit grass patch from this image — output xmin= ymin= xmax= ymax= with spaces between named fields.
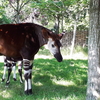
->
xmin=53 ymin=79 xmax=75 ymax=86
xmin=33 ymin=59 xmax=87 ymax=85
xmin=32 ymin=58 xmax=87 ymax=100
xmin=0 ymin=90 xmax=12 ymax=99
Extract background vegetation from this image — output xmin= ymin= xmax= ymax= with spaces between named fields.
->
xmin=0 ymin=0 xmax=89 ymax=32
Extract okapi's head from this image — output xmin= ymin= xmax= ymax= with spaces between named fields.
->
xmin=42 ymin=28 xmax=64 ymax=62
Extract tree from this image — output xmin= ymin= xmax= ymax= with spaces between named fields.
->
xmin=65 ymin=0 xmax=88 ymax=57
xmin=86 ymin=0 xmax=100 ymax=100
xmin=31 ymin=0 xmax=63 ymax=33
xmin=8 ymin=0 xmax=30 ymax=23
xmin=31 ymin=0 xmax=75 ymax=33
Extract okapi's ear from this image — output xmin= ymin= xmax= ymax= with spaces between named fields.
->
xmin=42 ymin=28 xmax=50 ymax=39
xmin=58 ymin=33 xmax=64 ymax=39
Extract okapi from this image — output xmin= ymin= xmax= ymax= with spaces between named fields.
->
xmin=0 ymin=23 xmax=63 ymax=95
xmin=2 ymin=56 xmax=23 ymax=85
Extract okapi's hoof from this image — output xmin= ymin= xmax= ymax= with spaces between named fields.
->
xmin=25 ymin=89 xmax=32 ymax=95
xmin=6 ymin=81 xmax=10 ymax=85
xmin=28 ymin=89 xmax=32 ymax=95
xmin=25 ymin=91 xmax=29 ymax=95
xmin=13 ymin=78 xmax=17 ymax=81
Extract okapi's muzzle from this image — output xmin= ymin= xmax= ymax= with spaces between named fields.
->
xmin=54 ymin=52 xmax=63 ymax=62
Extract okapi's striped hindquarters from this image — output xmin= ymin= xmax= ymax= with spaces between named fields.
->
xmin=0 ymin=23 xmax=63 ymax=95
xmin=2 ymin=56 xmax=23 ymax=85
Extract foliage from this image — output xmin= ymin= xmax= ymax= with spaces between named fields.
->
xmin=31 ymin=0 xmax=89 ymax=32
xmin=8 ymin=0 xmax=31 ymax=23
xmin=0 ymin=11 xmax=11 ymax=24
xmin=0 ymin=0 xmax=89 ymax=32
xmin=0 ymin=1 xmax=12 ymax=24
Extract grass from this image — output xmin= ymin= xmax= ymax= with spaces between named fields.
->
xmin=0 ymin=48 xmax=88 ymax=100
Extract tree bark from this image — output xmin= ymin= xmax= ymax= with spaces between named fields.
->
xmin=86 ymin=0 xmax=100 ymax=100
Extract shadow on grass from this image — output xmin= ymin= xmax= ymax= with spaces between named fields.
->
xmin=33 ymin=58 xmax=88 ymax=100
xmin=0 ymin=59 xmax=88 ymax=100
xmin=33 ymin=59 xmax=87 ymax=85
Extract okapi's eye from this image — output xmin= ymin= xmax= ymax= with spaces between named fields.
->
xmin=52 ymin=44 xmax=55 ymax=48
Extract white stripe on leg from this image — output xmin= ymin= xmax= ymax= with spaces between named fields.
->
xmin=12 ymin=66 xmax=16 ymax=79
xmin=28 ymin=78 xmax=32 ymax=90
xmin=2 ymin=66 xmax=7 ymax=80
xmin=25 ymin=80 xmax=28 ymax=92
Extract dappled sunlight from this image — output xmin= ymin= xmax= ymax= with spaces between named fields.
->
xmin=33 ymin=58 xmax=87 ymax=100
xmin=33 ymin=59 xmax=88 ymax=85
xmin=34 ymin=81 xmax=43 ymax=86
xmin=0 ymin=90 xmax=12 ymax=99
xmin=53 ymin=79 xmax=75 ymax=86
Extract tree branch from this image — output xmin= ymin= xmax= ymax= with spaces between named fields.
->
xmin=52 ymin=1 xmax=61 ymax=9
xmin=19 ymin=0 xmax=30 ymax=11
xmin=9 ymin=1 xmax=17 ymax=11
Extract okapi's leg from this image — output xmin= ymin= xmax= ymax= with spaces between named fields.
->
xmin=6 ymin=63 xmax=12 ymax=85
xmin=23 ymin=59 xmax=33 ymax=95
xmin=2 ymin=64 xmax=7 ymax=82
xmin=12 ymin=62 xmax=17 ymax=81
xmin=2 ymin=58 xmax=8 ymax=82
xmin=18 ymin=61 xmax=23 ymax=83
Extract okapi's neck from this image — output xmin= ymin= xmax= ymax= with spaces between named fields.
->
xmin=37 ymin=32 xmax=48 ymax=47
xmin=35 ymin=26 xmax=48 ymax=47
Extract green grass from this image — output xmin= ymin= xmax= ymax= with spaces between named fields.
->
xmin=0 ymin=48 xmax=88 ymax=100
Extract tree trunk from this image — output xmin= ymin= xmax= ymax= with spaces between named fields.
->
xmin=16 ymin=0 xmax=20 ymax=23
xmin=70 ymin=21 xmax=77 ymax=58
xmin=61 ymin=13 xmax=64 ymax=32
xmin=86 ymin=0 xmax=100 ymax=100
xmin=54 ymin=15 xmax=60 ymax=34
xmin=57 ymin=15 xmax=60 ymax=34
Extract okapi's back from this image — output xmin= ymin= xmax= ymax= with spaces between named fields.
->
xmin=0 ymin=24 xmax=26 ymax=47
xmin=0 ymin=23 xmax=42 ymax=57
xmin=0 ymin=23 xmax=29 ymax=57
xmin=0 ymin=24 xmax=26 ymax=36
